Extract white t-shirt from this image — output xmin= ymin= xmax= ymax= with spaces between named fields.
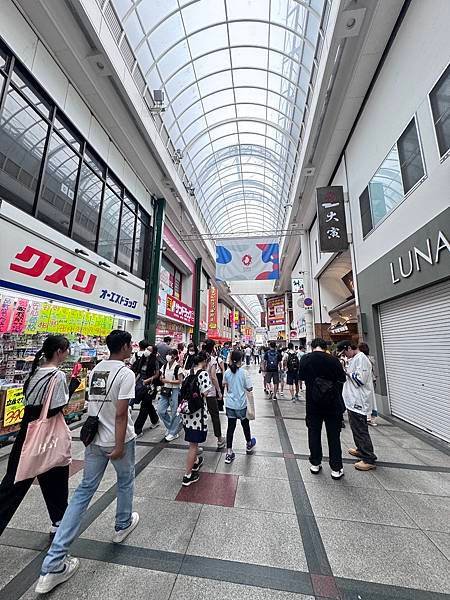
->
xmin=88 ymin=360 xmax=136 ymax=447
xmin=342 ymin=352 xmax=375 ymax=416
xmin=245 ymin=347 xmax=252 ymax=356
xmin=162 ymin=361 xmax=182 ymax=389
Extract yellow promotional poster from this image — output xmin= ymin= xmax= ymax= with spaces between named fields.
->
xmin=3 ymin=387 xmax=25 ymax=427
xmin=36 ymin=302 xmax=52 ymax=332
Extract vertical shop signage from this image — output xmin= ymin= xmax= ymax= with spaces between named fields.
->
xmin=316 ymin=186 xmax=349 ymax=253
xmin=267 ymin=296 xmax=286 ymax=326
xmin=208 ymin=287 xmax=218 ymax=330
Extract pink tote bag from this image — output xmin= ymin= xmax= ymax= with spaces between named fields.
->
xmin=15 ymin=375 xmax=72 ymax=483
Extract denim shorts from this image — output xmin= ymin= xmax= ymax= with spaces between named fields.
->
xmin=226 ymin=407 xmax=247 ymax=420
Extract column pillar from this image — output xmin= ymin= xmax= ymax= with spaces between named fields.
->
xmin=299 ymin=231 xmax=314 ymax=347
xmin=193 ymin=257 xmax=202 ymax=348
xmin=144 ymin=197 xmax=165 ymax=343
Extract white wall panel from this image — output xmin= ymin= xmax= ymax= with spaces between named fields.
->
xmin=107 ymin=142 xmax=125 ymax=179
xmin=0 ymin=0 xmax=38 ymax=68
xmin=64 ymin=84 xmax=91 ymax=138
xmin=88 ymin=115 xmax=110 ymax=159
xmin=31 ymin=41 xmax=68 ymax=108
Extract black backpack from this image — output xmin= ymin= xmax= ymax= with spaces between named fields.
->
xmin=179 ymin=371 xmax=203 ymax=413
xmin=311 ymin=377 xmax=341 ymax=413
xmin=266 ymin=350 xmax=279 ymax=372
xmin=287 ymin=352 xmax=300 ymax=372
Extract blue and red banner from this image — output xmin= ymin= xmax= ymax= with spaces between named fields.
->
xmin=216 ymin=238 xmax=280 ymax=282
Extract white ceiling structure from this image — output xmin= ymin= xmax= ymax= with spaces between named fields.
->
xmin=112 ymin=0 xmax=329 ymax=237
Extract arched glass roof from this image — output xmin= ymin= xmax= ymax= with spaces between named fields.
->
xmin=112 ymin=0 xmax=326 ymax=235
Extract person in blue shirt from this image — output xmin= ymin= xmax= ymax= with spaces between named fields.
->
xmin=223 ymin=350 xmax=256 ymax=464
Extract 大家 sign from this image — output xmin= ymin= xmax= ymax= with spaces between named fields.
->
xmin=316 ymin=186 xmax=348 ymax=253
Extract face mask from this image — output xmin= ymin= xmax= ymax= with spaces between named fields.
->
xmin=189 ymin=350 xmax=195 ymax=355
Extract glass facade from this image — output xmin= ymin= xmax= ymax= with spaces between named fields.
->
xmin=110 ymin=0 xmax=329 ymax=235
xmin=429 ymin=63 xmax=450 ymax=158
xmin=359 ymin=118 xmax=425 ymax=237
xmin=0 ymin=40 xmax=152 ymax=279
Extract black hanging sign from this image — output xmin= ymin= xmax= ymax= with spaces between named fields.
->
xmin=316 ymin=186 xmax=349 ymax=253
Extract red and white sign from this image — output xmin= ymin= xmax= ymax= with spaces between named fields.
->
xmin=267 ymin=296 xmax=286 ymax=326
xmin=0 ymin=214 xmax=144 ymax=319
xmin=165 ymin=294 xmax=194 ymax=326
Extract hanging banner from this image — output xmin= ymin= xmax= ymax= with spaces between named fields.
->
xmin=207 ymin=287 xmax=218 ymax=331
xmin=267 ymin=296 xmax=285 ymax=326
xmin=292 ymin=293 xmax=306 ymax=337
xmin=316 ymin=186 xmax=349 ymax=253
xmin=216 ymin=238 xmax=280 ymax=281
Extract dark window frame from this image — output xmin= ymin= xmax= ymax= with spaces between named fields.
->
xmin=429 ymin=62 xmax=450 ymax=160
xmin=359 ymin=115 xmax=427 ymax=239
xmin=0 ymin=37 xmax=152 ymax=278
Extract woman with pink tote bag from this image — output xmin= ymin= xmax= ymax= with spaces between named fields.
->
xmin=0 ymin=335 xmax=72 ymax=536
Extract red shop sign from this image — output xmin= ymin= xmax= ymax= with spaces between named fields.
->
xmin=165 ymin=294 xmax=195 ymax=326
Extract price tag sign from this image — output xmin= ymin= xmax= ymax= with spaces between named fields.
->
xmin=3 ymin=387 xmax=25 ymax=426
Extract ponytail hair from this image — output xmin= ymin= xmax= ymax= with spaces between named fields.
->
xmin=23 ymin=334 xmax=70 ymax=394
xmin=229 ymin=350 xmax=243 ymax=374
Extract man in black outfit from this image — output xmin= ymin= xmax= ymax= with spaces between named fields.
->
xmin=298 ymin=338 xmax=346 ymax=480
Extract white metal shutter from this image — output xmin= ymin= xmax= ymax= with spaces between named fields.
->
xmin=379 ymin=279 xmax=450 ymax=442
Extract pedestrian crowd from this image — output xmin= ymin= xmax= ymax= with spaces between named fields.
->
xmin=0 ymin=330 xmax=378 ymax=594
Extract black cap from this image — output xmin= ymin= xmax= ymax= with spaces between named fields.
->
xmin=336 ymin=340 xmax=352 ymax=352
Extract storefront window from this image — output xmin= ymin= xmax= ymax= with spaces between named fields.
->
xmin=397 ymin=118 xmax=425 ymax=193
xmin=0 ymin=87 xmax=49 ymax=213
xmin=72 ymin=162 xmax=103 ymax=250
xmin=98 ymin=184 xmax=121 ymax=262
xmin=38 ymin=131 xmax=80 ymax=235
xmin=117 ymin=198 xmax=136 ymax=271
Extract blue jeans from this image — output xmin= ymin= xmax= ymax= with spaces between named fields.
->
xmin=41 ymin=439 xmax=135 ymax=574
xmin=158 ymin=388 xmax=181 ymax=436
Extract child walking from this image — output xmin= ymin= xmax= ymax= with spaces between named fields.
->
xmin=223 ymin=350 xmax=256 ymax=464
xmin=178 ymin=352 xmax=211 ymax=486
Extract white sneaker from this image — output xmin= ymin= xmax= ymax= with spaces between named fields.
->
xmin=292 ymin=397 xmax=296 ymax=403
xmin=197 ymin=447 xmax=204 ymax=455
xmin=35 ymin=556 xmax=80 ymax=594
xmin=331 ymin=468 xmax=344 ymax=480
xmin=165 ymin=433 xmax=180 ymax=442
xmin=112 ymin=512 xmax=140 ymax=543
xmin=310 ymin=464 xmax=322 ymax=474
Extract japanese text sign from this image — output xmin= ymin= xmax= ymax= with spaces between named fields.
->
xmin=3 ymin=387 xmax=25 ymax=427
xmin=208 ymin=287 xmax=218 ymax=330
xmin=0 ymin=217 xmax=143 ymax=319
xmin=267 ymin=296 xmax=286 ymax=326
xmin=316 ymin=186 xmax=349 ymax=253
xmin=165 ymin=295 xmax=195 ymax=326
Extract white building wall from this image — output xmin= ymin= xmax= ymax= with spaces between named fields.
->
xmin=0 ymin=0 xmax=154 ymax=331
xmin=344 ymin=0 xmax=450 ymax=274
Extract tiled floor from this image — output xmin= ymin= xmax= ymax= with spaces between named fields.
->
xmin=0 ymin=365 xmax=449 ymax=600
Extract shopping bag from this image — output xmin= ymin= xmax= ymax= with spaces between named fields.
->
xmin=15 ymin=376 xmax=72 ymax=483
xmin=246 ymin=390 xmax=256 ymax=421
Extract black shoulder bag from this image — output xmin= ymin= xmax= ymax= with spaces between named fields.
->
xmin=80 ymin=366 xmax=126 ymax=447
